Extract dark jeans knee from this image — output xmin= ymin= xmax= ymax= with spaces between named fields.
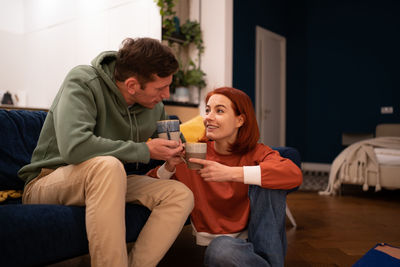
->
xmin=248 ymin=186 xmax=287 ymax=266
xmin=205 ymin=236 xmax=270 ymax=267
xmin=205 ymin=236 xmax=239 ymax=267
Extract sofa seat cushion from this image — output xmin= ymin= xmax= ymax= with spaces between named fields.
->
xmin=0 ymin=203 xmax=150 ymax=267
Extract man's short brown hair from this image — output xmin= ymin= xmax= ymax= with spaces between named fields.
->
xmin=114 ymin=37 xmax=178 ymax=87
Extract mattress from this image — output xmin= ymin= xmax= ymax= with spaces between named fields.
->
xmin=364 ymin=165 xmax=400 ymax=190
xmin=374 ymin=148 xmax=400 ymax=166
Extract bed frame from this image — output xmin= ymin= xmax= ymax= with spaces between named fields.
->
xmin=343 ymin=123 xmax=400 ymax=191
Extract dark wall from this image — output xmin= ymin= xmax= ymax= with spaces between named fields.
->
xmin=233 ymin=0 xmax=288 ymax=102
xmin=233 ymin=0 xmax=400 ymax=163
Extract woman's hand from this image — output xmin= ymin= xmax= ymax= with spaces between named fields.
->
xmin=189 ymin=158 xmax=244 ymax=183
xmin=165 ymin=143 xmax=186 ymax=172
xmin=165 ymin=156 xmax=184 ymax=172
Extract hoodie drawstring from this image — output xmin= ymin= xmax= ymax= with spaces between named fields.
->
xmin=126 ymin=107 xmax=134 ymax=141
xmin=126 ymin=107 xmax=140 ymax=169
xmin=132 ymin=112 xmax=140 ymax=169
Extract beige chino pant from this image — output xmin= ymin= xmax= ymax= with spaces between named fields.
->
xmin=22 ymin=156 xmax=194 ymax=267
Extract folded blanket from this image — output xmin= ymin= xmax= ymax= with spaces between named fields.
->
xmin=319 ymin=137 xmax=400 ymax=195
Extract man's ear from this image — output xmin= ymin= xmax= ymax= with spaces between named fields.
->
xmin=125 ymin=77 xmax=140 ymax=94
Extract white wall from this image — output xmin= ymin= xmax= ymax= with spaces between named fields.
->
xmin=1 ymin=0 xmax=233 ymax=110
xmin=199 ymin=0 xmax=233 ymax=115
xmin=0 ymin=31 xmax=25 ymax=100
xmin=0 ymin=0 xmax=25 ymax=102
xmin=1 ymin=0 xmax=161 ymax=108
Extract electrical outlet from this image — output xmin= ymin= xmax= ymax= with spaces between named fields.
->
xmin=380 ymin=106 xmax=393 ymax=114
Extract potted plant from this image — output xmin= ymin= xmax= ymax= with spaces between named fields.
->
xmin=156 ymin=0 xmax=177 ymax=39
xmin=172 ymin=61 xmax=206 ymax=104
xmin=156 ymin=0 xmax=206 ymax=104
xmin=180 ymin=20 xmax=204 ymax=55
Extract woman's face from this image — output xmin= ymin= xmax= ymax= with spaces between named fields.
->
xmin=204 ymin=94 xmax=244 ymax=145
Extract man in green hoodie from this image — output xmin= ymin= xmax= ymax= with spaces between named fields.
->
xmin=18 ymin=37 xmax=194 ymax=267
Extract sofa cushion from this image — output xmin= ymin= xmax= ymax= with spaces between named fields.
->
xmin=180 ymin=115 xmax=205 ymax=142
xmin=0 ymin=203 xmax=150 ymax=266
xmin=0 ymin=110 xmax=47 ymax=190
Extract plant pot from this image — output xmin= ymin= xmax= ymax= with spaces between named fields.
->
xmin=174 ymin=87 xmax=190 ymax=102
xmin=189 ymin=85 xmax=200 ymax=104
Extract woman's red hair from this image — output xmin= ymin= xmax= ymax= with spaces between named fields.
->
xmin=204 ymin=87 xmax=260 ymax=154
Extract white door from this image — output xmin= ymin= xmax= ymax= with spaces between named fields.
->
xmin=255 ymin=26 xmax=286 ymax=147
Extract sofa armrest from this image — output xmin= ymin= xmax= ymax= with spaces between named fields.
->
xmin=272 ymin=146 xmax=301 ymax=169
xmin=272 ymin=146 xmax=302 ymax=192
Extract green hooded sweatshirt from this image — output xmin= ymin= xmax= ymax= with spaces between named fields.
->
xmin=18 ymin=51 xmax=169 ymax=186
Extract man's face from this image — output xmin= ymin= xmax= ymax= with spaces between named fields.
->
xmin=132 ymin=75 xmax=172 ymax=108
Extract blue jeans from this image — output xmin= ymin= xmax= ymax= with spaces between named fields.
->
xmin=204 ymin=186 xmax=287 ymax=267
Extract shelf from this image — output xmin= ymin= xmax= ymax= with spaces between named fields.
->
xmin=0 ymin=105 xmax=49 ymax=111
xmin=162 ymin=28 xmax=186 ymax=44
xmin=163 ymin=100 xmax=198 ymax=107
xmin=164 ymin=104 xmax=200 ymax=123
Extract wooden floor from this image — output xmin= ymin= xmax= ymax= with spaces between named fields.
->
xmin=159 ymin=188 xmax=400 ymax=267
xmin=49 ymin=188 xmax=400 ymax=267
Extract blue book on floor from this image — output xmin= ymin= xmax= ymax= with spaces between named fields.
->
xmin=353 ymin=243 xmax=400 ymax=266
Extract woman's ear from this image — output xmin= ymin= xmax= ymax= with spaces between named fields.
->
xmin=236 ymin=114 xmax=245 ymax=128
xmin=125 ymin=77 xmax=140 ymax=95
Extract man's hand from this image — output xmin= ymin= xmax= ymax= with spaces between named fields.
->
xmin=189 ymin=158 xmax=244 ymax=183
xmin=146 ymin=138 xmax=184 ymax=161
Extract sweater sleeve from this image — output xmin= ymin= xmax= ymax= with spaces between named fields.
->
xmin=243 ymin=166 xmax=262 ymax=186
xmin=147 ymin=163 xmax=176 ymax=180
xmin=256 ymin=146 xmax=302 ymax=189
xmin=52 ymin=72 xmax=150 ymax=165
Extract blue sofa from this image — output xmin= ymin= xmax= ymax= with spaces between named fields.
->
xmin=0 ymin=109 xmax=301 ymax=267
xmin=0 ymin=109 xmax=157 ymax=266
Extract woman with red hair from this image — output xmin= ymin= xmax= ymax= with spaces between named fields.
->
xmin=148 ymin=87 xmax=302 ymax=266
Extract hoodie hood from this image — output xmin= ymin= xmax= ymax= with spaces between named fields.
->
xmin=91 ymin=51 xmax=127 ymax=109
xmin=91 ymin=51 xmax=152 ymax=117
